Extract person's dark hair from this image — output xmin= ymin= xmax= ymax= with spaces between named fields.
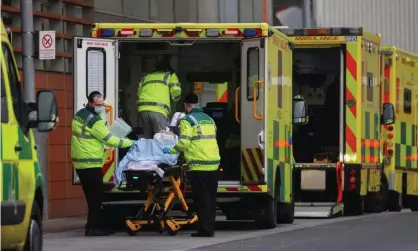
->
xmin=155 ymin=55 xmax=171 ymax=71
xmin=88 ymin=91 xmax=102 ymax=102
xmin=184 ymin=93 xmax=199 ymax=104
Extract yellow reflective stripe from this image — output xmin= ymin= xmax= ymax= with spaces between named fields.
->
xmin=188 ymin=160 xmax=220 ymax=166
xmin=169 ymin=82 xmax=181 ymax=88
xmin=81 ymin=114 xmax=95 ymax=137
xmin=102 ymin=133 xmax=112 ymax=141
xmin=72 ymin=158 xmax=102 ymax=163
xmin=191 ymin=135 xmax=216 ymax=140
xmin=179 ymin=135 xmax=191 ymax=140
xmin=188 ymin=114 xmax=217 ymax=139
xmin=137 ymin=102 xmax=170 ymax=111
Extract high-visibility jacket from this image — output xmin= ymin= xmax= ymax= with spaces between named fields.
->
xmin=71 ymin=107 xmax=132 ymax=169
xmin=169 ymin=107 xmax=220 ymax=171
xmin=137 ymin=71 xmax=181 ymax=117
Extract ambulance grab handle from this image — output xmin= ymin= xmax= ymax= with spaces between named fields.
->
xmin=105 ymin=104 xmax=113 ymax=125
xmin=253 ymin=81 xmax=263 ymax=120
xmin=235 ymin=87 xmax=240 ymax=123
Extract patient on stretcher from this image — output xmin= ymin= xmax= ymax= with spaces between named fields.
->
xmin=114 ymin=130 xmax=179 ymax=186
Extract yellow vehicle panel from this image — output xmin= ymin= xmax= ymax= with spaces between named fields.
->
xmin=1 ymin=21 xmax=43 ymax=251
xmin=381 ymin=46 xmax=418 ymax=196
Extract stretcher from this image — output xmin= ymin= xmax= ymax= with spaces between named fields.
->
xmin=122 ymin=160 xmax=198 ymax=236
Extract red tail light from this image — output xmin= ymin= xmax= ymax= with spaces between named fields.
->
xmin=387 ymin=133 xmax=394 ymax=139
xmin=349 ymin=169 xmax=356 ymax=175
xmin=387 ymin=126 xmax=394 ymax=131
xmin=387 ymin=149 xmax=394 ymax=155
xmin=349 ymin=177 xmax=356 ymax=183
xmin=349 ymin=184 xmax=356 ymax=190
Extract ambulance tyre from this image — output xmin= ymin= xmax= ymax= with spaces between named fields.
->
xmin=365 ymin=173 xmax=389 ymax=213
xmin=277 ymin=201 xmax=295 ymax=224
xmin=23 ymin=201 xmax=43 ymax=251
xmin=255 ymin=197 xmax=277 ymax=229
xmin=409 ymin=195 xmax=418 ymax=212
xmin=387 ymin=191 xmax=402 ymax=212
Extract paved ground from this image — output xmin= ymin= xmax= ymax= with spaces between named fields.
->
xmin=43 ymin=212 xmax=417 ymax=251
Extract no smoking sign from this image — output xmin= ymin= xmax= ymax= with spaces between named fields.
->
xmin=37 ymin=30 xmax=56 ymax=60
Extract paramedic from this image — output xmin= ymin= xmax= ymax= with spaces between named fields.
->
xmin=137 ymin=57 xmax=182 ymax=138
xmin=71 ymin=91 xmax=134 ymax=236
xmin=163 ymin=93 xmax=220 ymax=237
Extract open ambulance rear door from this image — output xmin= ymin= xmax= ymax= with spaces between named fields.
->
xmin=72 ymin=37 xmax=119 ymax=185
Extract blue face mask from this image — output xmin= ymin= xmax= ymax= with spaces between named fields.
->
xmin=95 ymin=107 xmax=105 ymax=114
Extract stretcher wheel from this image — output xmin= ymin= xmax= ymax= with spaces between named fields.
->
xmin=126 ymin=227 xmax=138 ymax=236
xmin=167 ymin=229 xmax=178 ymax=236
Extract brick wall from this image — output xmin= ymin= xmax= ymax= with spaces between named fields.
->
xmin=21 ymin=70 xmax=87 ymax=218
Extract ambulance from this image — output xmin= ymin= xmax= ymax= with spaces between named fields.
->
xmin=72 ymin=23 xmax=307 ymax=229
xmin=1 ymin=21 xmax=59 ymax=250
xmin=380 ymin=46 xmax=418 ymax=212
xmin=277 ymin=27 xmax=395 ymax=217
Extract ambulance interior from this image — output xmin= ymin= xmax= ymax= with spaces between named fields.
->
xmin=117 ymin=41 xmax=242 ymax=181
xmin=292 ymin=47 xmax=343 ymax=164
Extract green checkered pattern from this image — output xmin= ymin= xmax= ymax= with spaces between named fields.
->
xmin=395 ymin=121 xmax=417 ymax=169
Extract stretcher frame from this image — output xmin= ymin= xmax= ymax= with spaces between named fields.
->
xmin=124 ymin=164 xmax=198 ymax=236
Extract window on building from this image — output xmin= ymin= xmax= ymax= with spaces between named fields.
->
xmin=404 ymin=88 xmax=412 ymax=114
xmin=367 ymin=72 xmax=373 ymax=101
xmin=86 ymin=48 xmax=106 ymax=99
xmin=247 ymin=47 xmax=259 ymax=101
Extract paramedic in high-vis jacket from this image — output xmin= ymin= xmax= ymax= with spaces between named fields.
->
xmin=163 ymin=93 xmax=220 ymax=237
xmin=137 ymin=57 xmax=182 ymax=138
xmin=71 ymin=91 xmax=134 ymax=236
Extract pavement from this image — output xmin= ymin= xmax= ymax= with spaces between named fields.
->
xmin=43 ymin=211 xmax=418 ymax=251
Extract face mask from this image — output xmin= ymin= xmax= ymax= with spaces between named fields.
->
xmin=95 ymin=107 xmax=105 ymax=114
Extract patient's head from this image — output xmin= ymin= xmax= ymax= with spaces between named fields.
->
xmin=154 ymin=131 xmax=177 ymax=145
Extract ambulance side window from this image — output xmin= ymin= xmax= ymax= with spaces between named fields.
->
xmin=247 ymin=47 xmax=259 ymax=101
xmin=1 ymin=63 xmax=9 ymax=123
xmin=404 ymin=88 xmax=412 ymax=114
xmin=2 ymin=42 xmax=28 ymax=131
xmin=367 ymin=72 xmax=373 ymax=101
xmin=86 ymin=48 xmax=106 ymax=99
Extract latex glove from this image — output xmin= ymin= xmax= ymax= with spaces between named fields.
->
xmin=162 ymin=147 xmax=171 ymax=154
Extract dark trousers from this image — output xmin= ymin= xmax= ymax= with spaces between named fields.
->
xmin=76 ymin=168 xmax=105 ymax=230
xmin=189 ymin=171 xmax=218 ymax=235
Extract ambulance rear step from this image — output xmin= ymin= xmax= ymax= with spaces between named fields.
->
xmin=294 ymin=202 xmax=343 ymax=218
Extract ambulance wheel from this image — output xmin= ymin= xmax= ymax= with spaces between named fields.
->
xmin=365 ymin=173 xmax=389 ymax=213
xmin=255 ymin=197 xmax=277 ymax=229
xmin=23 ymin=202 xmax=43 ymax=251
xmin=167 ymin=229 xmax=178 ymax=236
xmin=277 ymin=201 xmax=295 ymax=224
xmin=127 ymin=228 xmax=138 ymax=236
xmin=387 ymin=191 xmax=402 ymax=212
xmin=409 ymin=195 xmax=418 ymax=212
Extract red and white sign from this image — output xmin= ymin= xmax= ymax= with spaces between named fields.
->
xmin=38 ymin=30 xmax=56 ymax=60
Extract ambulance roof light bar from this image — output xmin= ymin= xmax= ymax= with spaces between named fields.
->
xmin=279 ymin=27 xmax=363 ymax=36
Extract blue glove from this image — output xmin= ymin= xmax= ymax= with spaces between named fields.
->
xmin=131 ymin=140 xmax=137 ymax=145
xmin=163 ymin=147 xmax=171 ymax=154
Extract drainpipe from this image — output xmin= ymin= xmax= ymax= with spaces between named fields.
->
xmin=302 ymin=0 xmax=313 ymax=28
xmin=20 ymin=0 xmax=36 ymax=103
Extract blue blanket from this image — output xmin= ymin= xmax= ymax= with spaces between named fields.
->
xmin=114 ymin=138 xmax=178 ymax=185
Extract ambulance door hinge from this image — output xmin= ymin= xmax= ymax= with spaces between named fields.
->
xmin=288 ymin=42 xmax=294 ymax=50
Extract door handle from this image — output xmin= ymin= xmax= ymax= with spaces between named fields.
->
xmin=15 ymin=145 xmax=22 ymax=152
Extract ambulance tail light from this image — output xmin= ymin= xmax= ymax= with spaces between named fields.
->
xmin=387 ymin=126 xmax=394 ymax=131
xmin=139 ymin=29 xmax=153 ymax=37
xmin=387 ymin=149 xmax=394 ymax=156
xmin=118 ymin=29 xmax=135 ymax=36
xmin=185 ymin=29 xmax=202 ymax=36
xmin=348 ymin=168 xmax=357 ymax=191
xmin=387 ymin=133 xmax=394 ymax=139
xmin=98 ymin=29 xmax=115 ymax=37
xmin=306 ymin=28 xmax=329 ymax=35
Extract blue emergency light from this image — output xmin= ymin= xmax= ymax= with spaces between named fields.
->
xmin=243 ymin=29 xmax=257 ymax=37
xmin=100 ymin=29 xmax=115 ymax=37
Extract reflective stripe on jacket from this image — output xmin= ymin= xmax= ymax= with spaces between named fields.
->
xmin=137 ymin=71 xmax=182 ymax=117
xmin=71 ymin=108 xmax=132 ymax=169
xmin=169 ymin=107 xmax=220 ymax=171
